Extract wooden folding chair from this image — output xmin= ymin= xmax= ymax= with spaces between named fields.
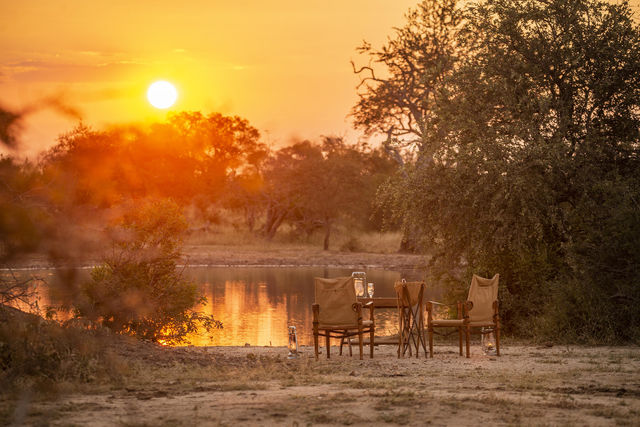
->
xmin=427 ymin=274 xmax=500 ymax=358
xmin=312 ymin=277 xmax=375 ymax=360
xmin=394 ymin=280 xmax=428 ymax=358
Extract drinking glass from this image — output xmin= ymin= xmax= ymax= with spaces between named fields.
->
xmin=367 ymin=282 xmax=374 ymax=298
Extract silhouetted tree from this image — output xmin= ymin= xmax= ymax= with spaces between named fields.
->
xmin=352 ymin=0 xmax=462 ymax=252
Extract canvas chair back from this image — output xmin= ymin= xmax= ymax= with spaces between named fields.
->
xmin=467 ymin=274 xmax=499 ymax=322
xmin=393 ymin=281 xmax=425 ymax=307
xmin=314 ymin=277 xmax=358 ymax=328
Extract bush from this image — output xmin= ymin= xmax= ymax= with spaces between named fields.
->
xmin=0 ymin=305 xmax=123 ymax=390
xmin=73 ymin=199 xmax=222 ymax=345
xmin=340 ymin=236 xmax=363 ymax=252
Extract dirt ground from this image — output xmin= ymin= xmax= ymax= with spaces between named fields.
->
xmin=4 ymin=342 xmax=640 ymax=426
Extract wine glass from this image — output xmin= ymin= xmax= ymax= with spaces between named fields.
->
xmin=367 ymin=282 xmax=374 ymax=298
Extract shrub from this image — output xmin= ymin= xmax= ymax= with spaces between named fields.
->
xmin=0 ymin=305 xmax=123 ymax=390
xmin=73 ymin=199 xmax=222 ymax=345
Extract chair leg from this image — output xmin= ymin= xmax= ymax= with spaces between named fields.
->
xmin=419 ymin=317 xmax=427 ymax=357
xmin=458 ymin=326 xmax=463 ymax=356
xmin=325 ymin=334 xmax=331 ymax=359
xmin=496 ymin=325 xmax=501 ymax=356
xmin=339 ymin=331 xmax=351 ymax=356
xmin=358 ymin=329 xmax=364 ymax=361
xmin=314 ymin=331 xmax=319 ymax=361
xmin=397 ymin=310 xmax=403 ymax=358
xmin=312 ymin=305 xmax=320 ymax=361
xmin=428 ymin=326 xmax=433 ymax=358
xmin=370 ymin=328 xmax=375 ymax=359
xmin=465 ymin=325 xmax=470 ymax=358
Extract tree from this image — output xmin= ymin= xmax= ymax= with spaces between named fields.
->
xmin=259 ymin=137 xmax=391 ymax=249
xmin=351 ymin=0 xmax=463 ymax=163
xmin=352 ymin=0 xmax=463 ymax=251
xmin=40 ymin=112 xmax=267 ymax=211
xmin=73 ymin=199 xmax=222 ymax=344
xmin=385 ymin=0 xmax=640 ymax=340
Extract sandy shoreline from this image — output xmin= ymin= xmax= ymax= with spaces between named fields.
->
xmin=6 ymin=244 xmax=429 ymax=271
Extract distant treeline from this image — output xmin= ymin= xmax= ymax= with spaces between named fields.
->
xmin=1 ymin=113 xmax=398 ymax=252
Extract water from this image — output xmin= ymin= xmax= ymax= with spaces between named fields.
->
xmin=185 ymin=267 xmax=428 ymax=346
xmin=5 ymin=266 xmax=436 ymax=347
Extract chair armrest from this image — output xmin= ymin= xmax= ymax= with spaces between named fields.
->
xmin=363 ymin=301 xmax=374 ymax=321
xmin=351 ymin=302 xmax=363 ymax=324
xmin=428 ymin=300 xmax=459 ymax=308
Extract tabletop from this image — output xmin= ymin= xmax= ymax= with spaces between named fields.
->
xmin=357 ymin=297 xmax=397 ymax=309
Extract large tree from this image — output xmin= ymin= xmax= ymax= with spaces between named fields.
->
xmin=260 ymin=137 xmax=394 ymax=249
xmin=379 ymin=0 xmax=640 ymax=341
xmin=352 ymin=0 xmax=463 ymax=251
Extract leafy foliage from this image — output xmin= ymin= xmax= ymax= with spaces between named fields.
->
xmin=40 ymin=112 xmax=267 ymax=207
xmin=74 ymin=199 xmax=222 ymax=344
xmin=260 ymin=137 xmax=397 ymax=248
xmin=369 ymin=0 xmax=640 ymax=342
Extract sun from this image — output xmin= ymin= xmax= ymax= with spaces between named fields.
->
xmin=147 ymin=80 xmax=178 ymax=109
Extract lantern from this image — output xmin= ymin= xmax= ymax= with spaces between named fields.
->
xmin=287 ymin=326 xmax=299 ymax=359
xmin=481 ymin=327 xmax=497 ymax=355
xmin=352 ymin=272 xmax=366 ymax=297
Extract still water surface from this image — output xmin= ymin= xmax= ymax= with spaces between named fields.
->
xmin=186 ymin=267 xmax=425 ymax=346
xmin=14 ymin=266 xmax=438 ymax=347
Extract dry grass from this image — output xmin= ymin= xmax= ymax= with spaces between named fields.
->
xmin=185 ymin=209 xmax=403 ymax=255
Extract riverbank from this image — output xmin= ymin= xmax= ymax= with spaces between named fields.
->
xmin=6 ymin=243 xmax=428 ymax=271
xmin=3 ymin=343 xmax=639 ymax=426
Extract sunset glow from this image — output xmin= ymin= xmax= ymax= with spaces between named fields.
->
xmin=0 ymin=0 xmax=422 ymax=156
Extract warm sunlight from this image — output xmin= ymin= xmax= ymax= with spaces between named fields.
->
xmin=147 ymin=80 xmax=178 ymax=109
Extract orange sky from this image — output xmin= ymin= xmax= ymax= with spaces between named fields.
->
xmin=1 ymin=1 xmax=638 ymax=157
xmin=0 ymin=0 xmax=419 ymax=156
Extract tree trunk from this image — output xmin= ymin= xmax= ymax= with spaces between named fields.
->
xmin=323 ymin=220 xmax=331 ymax=251
xmin=244 ymin=207 xmax=255 ymax=232
xmin=262 ymin=202 xmax=287 ymax=240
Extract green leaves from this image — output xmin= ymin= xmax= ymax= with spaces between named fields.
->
xmin=75 ymin=199 xmax=222 ymax=345
xmin=373 ymin=0 xmax=640 ymax=342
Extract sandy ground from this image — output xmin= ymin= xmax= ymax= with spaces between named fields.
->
xmin=4 ymin=343 xmax=640 ymax=426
